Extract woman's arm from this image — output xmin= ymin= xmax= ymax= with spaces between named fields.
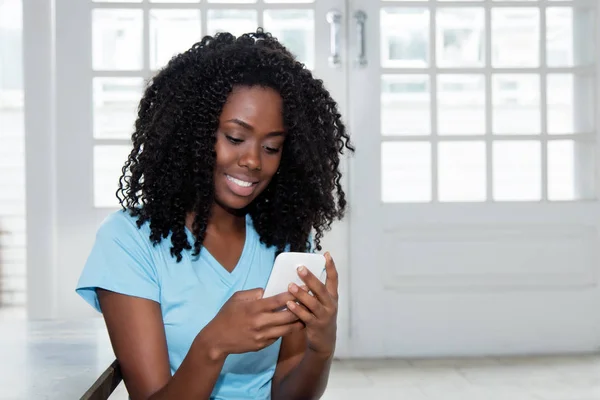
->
xmin=97 ymin=289 xmax=226 ymax=400
xmin=271 ymin=330 xmax=334 ymax=400
xmin=98 ymin=287 xmax=303 ymax=400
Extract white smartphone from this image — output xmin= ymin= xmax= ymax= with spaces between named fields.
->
xmin=262 ymin=252 xmax=327 ymax=299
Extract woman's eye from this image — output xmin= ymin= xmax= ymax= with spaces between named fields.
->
xmin=264 ymin=146 xmax=281 ymax=154
xmin=226 ymin=135 xmax=243 ymax=144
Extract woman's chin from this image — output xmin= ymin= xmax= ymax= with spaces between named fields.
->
xmin=214 ymin=193 xmax=255 ymax=214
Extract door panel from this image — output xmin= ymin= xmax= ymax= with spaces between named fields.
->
xmin=349 ymin=0 xmax=600 ymax=357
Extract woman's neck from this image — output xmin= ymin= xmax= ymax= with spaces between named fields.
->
xmin=186 ymin=203 xmax=246 ymax=235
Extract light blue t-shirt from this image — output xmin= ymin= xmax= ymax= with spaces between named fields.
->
xmin=76 ymin=210 xmax=285 ymax=400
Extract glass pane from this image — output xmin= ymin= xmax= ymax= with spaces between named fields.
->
xmin=382 ymin=142 xmax=431 ymax=203
xmin=438 ymin=142 xmax=486 ymax=202
xmin=547 ymin=7 xmax=595 ymax=67
xmin=436 ymin=8 xmax=485 ymax=68
xmin=548 ymin=140 xmax=595 ymax=201
xmin=492 ymin=8 xmax=540 ymax=68
xmin=381 ymin=75 xmax=430 ymax=136
xmin=381 ymin=8 xmax=429 ymax=68
xmin=493 ymin=141 xmax=541 ymax=201
xmin=208 ymin=0 xmax=256 ymax=3
xmin=150 ymin=9 xmax=201 ymax=70
xmin=438 ymin=74 xmax=485 ymax=135
xmin=548 ymin=74 xmax=594 ymax=135
xmin=548 ymin=140 xmax=575 ymax=201
xmin=92 ymin=9 xmax=143 ymax=71
xmin=548 ymin=74 xmax=573 ymax=134
xmin=94 ymin=145 xmax=131 ymax=208
xmin=263 ymin=10 xmax=314 ymax=70
xmin=0 ymin=0 xmax=26 ymax=222
xmin=207 ymin=10 xmax=257 ymax=37
xmin=151 ymin=0 xmax=199 ymax=2
xmin=93 ymin=78 xmax=143 ymax=140
xmin=264 ymin=0 xmax=313 ymax=3
xmin=492 ymin=74 xmax=540 ymax=134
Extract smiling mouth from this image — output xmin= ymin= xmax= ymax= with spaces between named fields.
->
xmin=226 ymin=175 xmax=255 ymax=187
xmin=225 ymin=174 xmax=259 ymax=197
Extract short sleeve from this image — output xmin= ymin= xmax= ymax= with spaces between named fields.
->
xmin=307 ymin=233 xmax=316 ymax=253
xmin=75 ymin=211 xmax=160 ymax=313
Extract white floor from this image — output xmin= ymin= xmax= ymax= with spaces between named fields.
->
xmin=110 ymin=354 xmax=600 ymax=400
xmin=2 ymin=308 xmax=598 ymax=399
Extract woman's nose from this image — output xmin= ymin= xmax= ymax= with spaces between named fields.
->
xmin=239 ymin=146 xmax=262 ymax=171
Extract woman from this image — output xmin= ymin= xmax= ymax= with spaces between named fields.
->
xmin=76 ymin=29 xmax=353 ymax=400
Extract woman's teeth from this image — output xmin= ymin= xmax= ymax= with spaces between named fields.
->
xmin=226 ymin=175 xmax=253 ymax=187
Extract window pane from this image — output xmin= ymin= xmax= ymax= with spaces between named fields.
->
xmin=438 ymin=74 xmax=485 ymax=135
xmin=547 ymin=7 xmax=595 ymax=67
xmin=264 ymin=0 xmax=313 ymax=3
xmin=208 ymin=0 xmax=257 ymax=3
xmin=0 ymin=0 xmax=27 ymax=307
xmin=151 ymin=0 xmax=199 ymax=3
xmin=548 ymin=140 xmax=595 ymax=201
xmin=263 ymin=10 xmax=314 ymax=70
xmin=207 ymin=10 xmax=257 ymax=38
xmin=93 ymin=78 xmax=143 ymax=140
xmin=492 ymin=74 xmax=540 ymax=134
xmin=382 ymin=142 xmax=431 ymax=203
xmin=548 ymin=74 xmax=595 ymax=135
xmin=548 ymin=74 xmax=573 ymax=134
xmin=381 ymin=8 xmax=429 ymax=68
xmin=493 ymin=141 xmax=541 ymax=201
xmin=492 ymin=8 xmax=540 ymax=68
xmin=150 ymin=9 xmax=201 ymax=70
xmin=92 ymin=9 xmax=143 ymax=71
xmin=436 ymin=8 xmax=485 ymax=68
xmin=94 ymin=145 xmax=131 ymax=208
xmin=438 ymin=142 xmax=486 ymax=202
xmin=382 ymin=75 xmax=430 ymax=136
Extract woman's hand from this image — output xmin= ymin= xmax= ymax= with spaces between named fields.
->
xmin=286 ymin=252 xmax=338 ymax=357
xmin=199 ymin=289 xmax=305 ymax=360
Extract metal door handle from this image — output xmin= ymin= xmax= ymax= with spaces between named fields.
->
xmin=326 ymin=9 xmax=342 ymax=68
xmin=354 ymin=10 xmax=367 ymax=67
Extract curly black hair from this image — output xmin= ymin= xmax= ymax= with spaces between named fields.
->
xmin=117 ymin=28 xmax=354 ymax=262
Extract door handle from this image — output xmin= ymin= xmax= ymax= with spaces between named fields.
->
xmin=354 ymin=10 xmax=367 ymax=67
xmin=326 ymin=9 xmax=342 ymax=68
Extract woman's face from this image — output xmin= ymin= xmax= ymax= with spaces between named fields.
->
xmin=213 ymin=85 xmax=286 ymax=212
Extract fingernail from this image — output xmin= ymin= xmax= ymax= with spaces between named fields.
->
xmin=289 ymin=283 xmax=298 ymax=293
xmin=298 ymin=266 xmax=307 ymax=276
xmin=287 ymin=301 xmax=295 ymax=309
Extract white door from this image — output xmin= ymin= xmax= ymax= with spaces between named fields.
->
xmin=349 ymin=0 xmax=600 ymax=357
xmin=50 ymin=0 xmax=351 ymax=327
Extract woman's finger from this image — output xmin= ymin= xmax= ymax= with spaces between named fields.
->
xmin=289 ymin=282 xmax=324 ymax=318
xmin=263 ymin=320 xmax=305 ymax=341
xmin=324 ymin=252 xmax=339 ymax=301
xmin=297 ymin=265 xmax=333 ymax=307
xmin=286 ymin=300 xmax=316 ymax=326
